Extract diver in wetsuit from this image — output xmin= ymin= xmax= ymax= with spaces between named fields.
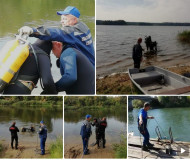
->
xmin=99 ymin=117 xmax=107 ymax=148
xmin=9 ymin=122 xmax=19 ymax=149
xmin=91 ymin=118 xmax=100 ymax=148
xmin=2 ymin=39 xmax=57 ymax=94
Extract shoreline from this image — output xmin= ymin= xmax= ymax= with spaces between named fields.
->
xmin=96 ymin=65 xmax=190 ymax=94
xmin=64 ymin=143 xmax=115 ymax=159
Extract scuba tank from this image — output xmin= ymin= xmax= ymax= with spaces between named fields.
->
xmin=0 ymin=35 xmax=29 ymax=92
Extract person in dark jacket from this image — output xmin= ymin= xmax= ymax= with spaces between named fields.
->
xmin=99 ymin=117 xmax=107 ymax=148
xmin=80 ymin=115 xmax=92 ymax=155
xmin=9 ymin=122 xmax=19 ymax=149
xmin=91 ymin=118 xmax=100 ymax=148
xmin=132 ymin=38 xmax=144 ymax=69
xmin=38 ymin=121 xmax=47 ymax=155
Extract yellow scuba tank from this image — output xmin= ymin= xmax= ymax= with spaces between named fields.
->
xmin=0 ymin=36 xmax=29 ymax=92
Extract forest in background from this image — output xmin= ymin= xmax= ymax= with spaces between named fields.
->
xmin=64 ymin=96 xmax=127 ymax=110
xmin=132 ymin=96 xmax=190 ymax=108
xmin=0 ymin=96 xmax=63 ymax=108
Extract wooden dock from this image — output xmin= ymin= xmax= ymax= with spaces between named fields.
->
xmin=128 ymin=136 xmax=190 ymax=159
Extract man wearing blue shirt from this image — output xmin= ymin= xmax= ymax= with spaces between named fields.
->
xmin=138 ymin=102 xmax=154 ymax=151
xmin=19 ymin=6 xmax=95 ymax=94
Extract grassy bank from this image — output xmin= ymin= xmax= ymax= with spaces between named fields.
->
xmin=113 ymin=133 xmax=127 ymax=158
xmin=49 ymin=137 xmax=63 ymax=158
xmin=97 ymin=65 xmax=190 ymax=94
xmin=178 ymin=30 xmax=190 ymax=44
xmin=96 ymin=73 xmax=141 ymax=94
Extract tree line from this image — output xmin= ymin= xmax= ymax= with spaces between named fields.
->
xmin=0 ymin=96 xmax=63 ymax=107
xmin=97 ymin=20 xmax=190 ymax=26
xmin=64 ymin=96 xmax=127 ymax=110
xmin=132 ymin=96 xmax=190 ymax=108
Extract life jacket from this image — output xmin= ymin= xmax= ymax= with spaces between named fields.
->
xmin=0 ymin=37 xmax=29 ymax=92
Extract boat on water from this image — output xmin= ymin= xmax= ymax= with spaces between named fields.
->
xmin=128 ymin=66 xmax=190 ymax=95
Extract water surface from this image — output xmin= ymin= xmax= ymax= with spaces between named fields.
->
xmin=64 ymin=109 xmax=127 ymax=144
xmin=97 ymin=25 xmax=190 ymax=77
xmin=0 ymin=106 xmax=63 ymax=142
xmin=128 ymin=108 xmax=190 ymax=142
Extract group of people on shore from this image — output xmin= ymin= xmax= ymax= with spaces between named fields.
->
xmin=80 ymin=115 xmax=107 ymax=155
xmin=9 ymin=121 xmax=47 ymax=155
xmin=1 ymin=6 xmax=95 ymax=95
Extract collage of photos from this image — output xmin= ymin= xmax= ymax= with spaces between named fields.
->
xmin=0 ymin=0 xmax=190 ymax=160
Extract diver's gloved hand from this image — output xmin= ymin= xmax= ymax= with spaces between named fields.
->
xmin=19 ymin=26 xmax=33 ymax=35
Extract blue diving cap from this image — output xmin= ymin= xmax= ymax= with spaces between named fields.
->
xmin=57 ymin=6 xmax=80 ymax=18
xmin=86 ymin=114 xmax=92 ymax=119
xmin=40 ymin=121 xmax=44 ymax=124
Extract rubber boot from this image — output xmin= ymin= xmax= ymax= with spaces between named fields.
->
xmin=142 ymin=145 xmax=149 ymax=151
xmin=147 ymin=143 xmax=154 ymax=148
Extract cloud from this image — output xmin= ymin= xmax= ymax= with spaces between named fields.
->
xmin=96 ymin=0 xmax=190 ymax=22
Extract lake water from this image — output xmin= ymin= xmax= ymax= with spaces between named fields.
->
xmin=96 ymin=25 xmax=190 ymax=78
xmin=64 ymin=109 xmax=127 ymax=144
xmin=0 ymin=106 xmax=63 ymax=142
xmin=0 ymin=0 xmax=95 ymax=94
xmin=128 ymin=108 xmax=190 ymax=142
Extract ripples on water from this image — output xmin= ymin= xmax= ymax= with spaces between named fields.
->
xmin=96 ymin=25 xmax=190 ymax=77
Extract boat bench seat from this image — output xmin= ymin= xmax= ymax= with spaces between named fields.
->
xmin=131 ymin=71 xmax=162 ymax=84
xmin=160 ymin=86 xmax=190 ymax=94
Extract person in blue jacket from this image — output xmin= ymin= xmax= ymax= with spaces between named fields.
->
xmin=19 ymin=6 xmax=95 ymax=94
xmin=138 ymin=102 xmax=154 ymax=151
xmin=80 ymin=115 xmax=92 ymax=155
xmin=38 ymin=121 xmax=47 ymax=155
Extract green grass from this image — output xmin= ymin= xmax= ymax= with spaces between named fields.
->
xmin=112 ymin=133 xmax=127 ymax=158
xmin=178 ymin=30 xmax=190 ymax=44
xmin=49 ymin=137 xmax=63 ymax=158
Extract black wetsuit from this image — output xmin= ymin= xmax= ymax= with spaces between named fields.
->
xmin=3 ymin=39 xmax=57 ymax=94
xmin=9 ymin=125 xmax=19 ymax=149
xmin=99 ymin=120 xmax=107 ymax=147
xmin=132 ymin=44 xmax=143 ymax=69
xmin=56 ymin=47 xmax=95 ymax=94
xmin=91 ymin=120 xmax=100 ymax=146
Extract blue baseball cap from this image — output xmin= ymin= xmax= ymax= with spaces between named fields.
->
xmin=85 ymin=114 xmax=92 ymax=119
xmin=40 ymin=121 xmax=44 ymax=124
xmin=57 ymin=6 xmax=80 ymax=18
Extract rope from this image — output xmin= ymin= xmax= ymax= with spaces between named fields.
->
xmin=154 ymin=118 xmax=167 ymax=138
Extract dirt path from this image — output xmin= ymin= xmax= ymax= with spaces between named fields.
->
xmin=64 ymin=143 xmax=115 ymax=159
xmin=1 ymin=140 xmax=50 ymax=158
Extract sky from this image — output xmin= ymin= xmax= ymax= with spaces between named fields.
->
xmin=96 ymin=0 xmax=190 ymax=23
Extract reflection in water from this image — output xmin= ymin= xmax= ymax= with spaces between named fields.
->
xmin=64 ymin=109 xmax=127 ymax=144
xmin=0 ymin=106 xmax=63 ymax=142
xmin=128 ymin=108 xmax=190 ymax=142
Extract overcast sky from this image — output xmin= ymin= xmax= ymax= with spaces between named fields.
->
xmin=96 ymin=0 xmax=190 ymax=23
